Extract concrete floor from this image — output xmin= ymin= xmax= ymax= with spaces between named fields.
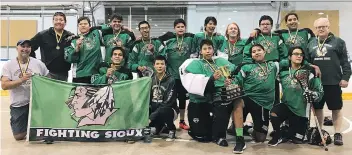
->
xmin=1 ymin=96 xmax=352 ymax=155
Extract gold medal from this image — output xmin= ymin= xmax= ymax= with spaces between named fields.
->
xmin=17 ymin=58 xmax=30 ymax=78
xmin=56 ymin=46 xmax=60 ymax=50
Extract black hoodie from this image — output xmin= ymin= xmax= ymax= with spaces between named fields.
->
xmin=149 ymin=73 xmax=179 ymax=121
xmin=30 ymin=27 xmax=74 ymax=75
xmin=307 ymin=33 xmax=351 ymax=85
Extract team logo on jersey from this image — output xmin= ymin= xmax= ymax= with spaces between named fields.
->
xmin=193 ymin=118 xmax=199 ymax=123
xmin=259 ymin=40 xmax=276 ymax=54
xmin=250 ymin=63 xmax=273 ymax=81
xmin=286 ymin=35 xmax=304 ymax=47
xmin=152 ymin=85 xmax=166 ymax=103
xmin=316 ymin=45 xmax=328 ymax=57
xmin=141 ymin=44 xmax=155 ymax=56
xmin=172 ymin=42 xmax=190 ymax=56
xmin=83 ymin=37 xmax=97 ymax=51
xmin=107 ymin=37 xmax=123 ymax=47
xmin=224 ymin=46 xmax=243 ymax=56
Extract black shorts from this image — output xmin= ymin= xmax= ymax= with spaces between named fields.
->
xmin=243 ymin=96 xmax=269 ymax=134
xmin=10 ymin=104 xmax=29 ymax=135
xmin=314 ymin=85 xmax=343 ymax=110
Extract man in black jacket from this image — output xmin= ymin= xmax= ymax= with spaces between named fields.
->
xmin=149 ymin=55 xmax=179 ymax=141
xmin=30 ymin=12 xmax=74 ymax=81
xmin=307 ymin=17 xmax=351 ymax=146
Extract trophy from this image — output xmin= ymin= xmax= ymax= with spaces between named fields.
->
xmin=219 ymin=66 xmax=244 ymax=102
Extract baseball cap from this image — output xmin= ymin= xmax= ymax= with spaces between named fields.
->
xmin=17 ymin=39 xmax=31 ymax=46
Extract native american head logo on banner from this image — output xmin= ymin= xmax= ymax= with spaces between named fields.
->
xmin=65 ymin=86 xmax=117 ymax=127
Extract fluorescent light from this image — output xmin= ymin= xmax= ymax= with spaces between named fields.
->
xmin=318 ymin=12 xmax=324 ymax=15
xmin=154 ymin=24 xmax=158 ymax=27
xmin=228 ymin=18 xmax=231 ymax=20
xmin=233 ymin=10 xmax=238 ymax=12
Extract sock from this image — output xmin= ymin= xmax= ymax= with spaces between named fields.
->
xmin=236 ymin=128 xmax=243 ymax=137
xmin=332 ymin=110 xmax=342 ymax=133
xmin=180 ymin=109 xmax=185 ymax=120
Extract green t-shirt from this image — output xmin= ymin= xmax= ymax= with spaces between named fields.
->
xmin=193 ymin=32 xmax=225 ymax=56
xmin=159 ymin=32 xmax=194 ymax=79
xmin=185 ymin=57 xmax=236 ymax=103
xmin=218 ymin=38 xmax=249 ymax=65
xmin=91 ymin=63 xmax=132 ymax=84
xmin=243 ymin=33 xmax=288 ymax=63
xmin=128 ymin=38 xmax=165 ymax=73
xmin=100 ymin=24 xmax=135 ymax=63
xmin=279 ymin=66 xmax=323 ymax=117
xmin=275 ymin=28 xmax=315 ymax=54
xmin=64 ymin=30 xmax=103 ymax=78
xmin=236 ymin=61 xmax=279 ymax=110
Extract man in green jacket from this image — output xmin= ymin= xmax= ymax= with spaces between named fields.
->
xmin=192 ymin=16 xmax=225 ymax=57
xmin=158 ymin=18 xmax=194 ymax=130
xmin=128 ymin=21 xmax=164 ymax=77
xmin=64 ymin=17 xmax=103 ymax=83
xmin=91 ymin=47 xmax=133 ymax=84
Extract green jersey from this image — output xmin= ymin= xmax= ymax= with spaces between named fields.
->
xmin=128 ymin=38 xmax=165 ymax=73
xmin=279 ymin=66 xmax=323 ymax=117
xmin=236 ymin=61 xmax=279 ymax=110
xmin=99 ymin=24 xmax=135 ymax=62
xmin=64 ymin=30 xmax=103 ymax=78
xmin=193 ymin=32 xmax=225 ymax=56
xmin=185 ymin=57 xmax=236 ymax=103
xmin=275 ymin=28 xmax=315 ymax=54
xmin=159 ymin=32 xmax=194 ymax=79
xmin=218 ymin=39 xmax=250 ymax=65
xmin=91 ymin=63 xmax=133 ymax=84
xmin=243 ymin=33 xmax=288 ymax=62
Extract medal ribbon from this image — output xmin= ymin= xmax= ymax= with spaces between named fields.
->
xmin=17 ymin=57 xmax=30 ymax=77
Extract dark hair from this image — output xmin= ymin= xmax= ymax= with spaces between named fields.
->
xmin=285 ymin=12 xmax=299 ymax=23
xmin=138 ymin=21 xmax=150 ymax=30
xmin=174 ymin=18 xmax=186 ymax=27
xmin=111 ymin=47 xmax=125 ymax=57
xmin=204 ymin=16 xmax=217 ymax=26
xmin=249 ymin=44 xmax=265 ymax=53
xmin=288 ymin=46 xmax=305 ymax=60
xmin=200 ymin=39 xmax=214 ymax=50
xmin=53 ymin=12 xmax=67 ymax=22
xmin=110 ymin=14 xmax=123 ymax=21
xmin=259 ymin=15 xmax=273 ymax=26
xmin=154 ymin=55 xmax=167 ymax=64
xmin=78 ymin=16 xmax=91 ymax=26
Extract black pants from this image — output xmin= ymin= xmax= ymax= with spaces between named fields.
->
xmin=187 ymin=102 xmax=213 ymax=142
xmin=149 ymin=107 xmax=177 ymax=132
xmin=243 ymin=96 xmax=270 ymax=134
xmin=188 ymin=102 xmax=232 ymax=141
xmin=48 ymin=72 xmax=68 ymax=81
xmin=274 ymin=79 xmax=280 ymax=106
xmin=212 ymin=102 xmax=233 ymax=140
xmin=270 ymin=103 xmax=308 ymax=140
xmin=73 ymin=76 xmax=92 ymax=84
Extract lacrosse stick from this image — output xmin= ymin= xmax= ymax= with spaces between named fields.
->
xmin=294 ymin=68 xmax=328 ymax=151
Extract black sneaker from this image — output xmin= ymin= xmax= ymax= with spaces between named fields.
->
xmin=233 ymin=136 xmax=246 ymax=154
xmin=166 ymin=130 xmax=176 ymax=142
xmin=214 ymin=138 xmax=229 ymax=147
xmin=268 ymin=131 xmax=282 ymax=146
xmin=268 ymin=137 xmax=282 ymax=146
xmin=334 ymin=133 xmax=343 ymax=146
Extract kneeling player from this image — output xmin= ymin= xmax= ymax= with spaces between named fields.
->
xmin=149 ymin=55 xmax=179 ymax=141
xmin=179 ymin=39 xmax=236 ymax=146
xmin=232 ymin=44 xmax=279 ymax=153
xmin=269 ymin=46 xmax=323 ymax=146
xmin=92 ymin=47 xmax=133 ymax=84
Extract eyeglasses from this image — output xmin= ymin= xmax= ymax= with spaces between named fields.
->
xmin=292 ymin=53 xmax=304 ymax=56
xmin=316 ymin=26 xmax=328 ymax=30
